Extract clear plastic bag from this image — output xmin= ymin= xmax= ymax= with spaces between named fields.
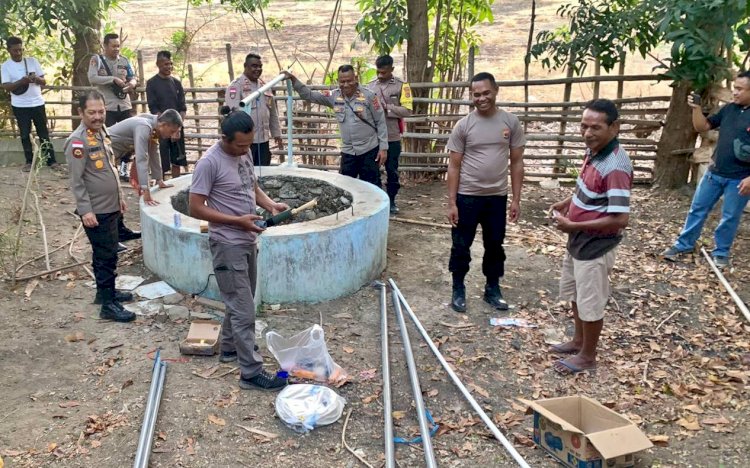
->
xmin=275 ymin=384 xmax=346 ymax=433
xmin=266 ymin=324 xmax=348 ymax=385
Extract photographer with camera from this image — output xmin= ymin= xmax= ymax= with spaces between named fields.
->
xmin=660 ymin=71 xmax=750 ymax=269
xmin=1 ymin=37 xmax=58 ymax=172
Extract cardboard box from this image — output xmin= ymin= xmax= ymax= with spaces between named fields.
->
xmin=521 ymin=395 xmax=653 ymax=468
xmin=179 ymin=320 xmax=221 ymax=356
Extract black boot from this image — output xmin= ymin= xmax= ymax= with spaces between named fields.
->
xmin=98 ymin=289 xmax=136 ymax=322
xmin=451 ymin=285 xmax=467 ymax=313
xmin=94 ymin=289 xmax=134 ymax=304
xmin=118 ymin=216 xmax=141 ymax=242
xmin=483 ymin=284 xmax=508 ymax=310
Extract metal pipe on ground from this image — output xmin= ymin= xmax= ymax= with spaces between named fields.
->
xmin=134 ymin=350 xmax=161 ymax=467
xmin=701 ymin=247 xmax=750 ymax=323
xmin=388 ymin=279 xmax=531 ymax=468
xmin=391 ymin=288 xmax=438 ymax=468
xmin=140 ymin=362 xmax=167 ymax=468
xmin=375 ymin=282 xmax=396 ymax=468
xmin=134 ymin=352 xmax=168 ymax=468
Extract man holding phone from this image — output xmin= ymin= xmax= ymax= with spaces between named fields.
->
xmin=661 ymin=71 xmax=750 ymax=268
xmin=1 ymin=37 xmax=58 ymax=172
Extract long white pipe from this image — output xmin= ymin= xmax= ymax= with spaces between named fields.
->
xmin=701 ymin=247 xmax=750 ymax=323
xmin=376 ymin=283 xmax=396 ymax=468
xmin=389 ymin=279 xmax=531 ymax=468
xmin=391 ymin=288 xmax=438 ymax=468
xmin=239 ymin=72 xmax=289 ymax=108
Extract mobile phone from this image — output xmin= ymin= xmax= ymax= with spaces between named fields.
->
xmin=690 ymin=92 xmax=701 ymax=106
xmin=28 ymin=72 xmax=36 ymax=78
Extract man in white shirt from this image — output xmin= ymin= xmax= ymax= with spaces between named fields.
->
xmin=1 ymin=37 xmax=58 ymax=172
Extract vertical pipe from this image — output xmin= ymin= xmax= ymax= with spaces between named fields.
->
xmin=286 ymin=79 xmax=294 ymax=167
xmin=379 ymin=283 xmax=396 ymax=468
xmin=391 ymin=289 xmax=438 ymax=468
xmin=133 ymin=350 xmax=161 ymax=468
xmin=389 ymin=279 xmax=531 ymax=468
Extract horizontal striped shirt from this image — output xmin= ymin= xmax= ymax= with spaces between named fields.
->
xmin=567 ymin=138 xmax=633 ymax=260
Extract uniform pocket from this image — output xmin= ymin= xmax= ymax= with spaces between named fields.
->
xmin=213 ymin=265 xmax=236 ymax=295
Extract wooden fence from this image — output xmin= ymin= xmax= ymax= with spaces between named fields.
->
xmin=0 ymin=72 xmax=669 ymax=183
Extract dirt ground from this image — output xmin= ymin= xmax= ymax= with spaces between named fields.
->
xmin=1 ymin=164 xmax=749 ymax=468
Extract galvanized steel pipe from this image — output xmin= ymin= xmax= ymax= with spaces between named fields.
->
xmin=391 ymin=288 xmax=438 ymax=468
xmin=389 ymin=279 xmax=531 ymax=468
xmin=701 ymin=247 xmax=750 ymax=323
xmin=140 ymin=362 xmax=167 ymax=468
xmin=134 ymin=352 xmax=168 ymax=468
xmin=377 ymin=282 xmax=396 ymax=468
xmin=286 ymin=79 xmax=295 ymax=167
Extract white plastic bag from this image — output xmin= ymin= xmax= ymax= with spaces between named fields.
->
xmin=266 ymin=324 xmax=348 ymax=384
xmin=275 ymin=384 xmax=346 ymax=433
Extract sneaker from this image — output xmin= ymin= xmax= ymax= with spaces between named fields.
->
xmin=484 ymin=284 xmax=509 ymax=311
xmin=712 ymin=256 xmax=730 ymax=269
xmin=22 ymin=163 xmax=32 ymax=172
xmin=660 ymin=246 xmax=693 ymax=262
xmin=239 ymin=370 xmax=288 ymax=391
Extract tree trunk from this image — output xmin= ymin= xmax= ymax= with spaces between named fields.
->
xmin=406 ymin=0 xmax=429 ymax=153
xmin=71 ymin=17 xmax=101 ymax=125
xmin=654 ymin=81 xmax=696 ymax=189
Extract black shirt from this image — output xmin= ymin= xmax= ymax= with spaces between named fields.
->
xmin=145 ymin=74 xmax=187 ymax=115
xmin=707 ymin=102 xmax=750 ymax=179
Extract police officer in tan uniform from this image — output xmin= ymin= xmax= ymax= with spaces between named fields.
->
xmin=366 ymin=55 xmax=413 ymax=214
xmin=108 ymin=111 xmax=183 ymax=205
xmin=88 ymin=33 xmax=138 ymax=182
xmin=65 ymin=90 xmax=135 ymax=323
xmin=286 ymin=65 xmax=388 ymax=186
xmin=224 ymin=53 xmax=282 ymax=166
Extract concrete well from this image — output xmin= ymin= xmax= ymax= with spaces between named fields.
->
xmin=140 ymin=166 xmax=389 ymax=304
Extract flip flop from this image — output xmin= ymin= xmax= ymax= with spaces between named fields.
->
xmin=554 ymin=358 xmax=596 ymax=375
xmin=549 ymin=344 xmax=579 ymax=355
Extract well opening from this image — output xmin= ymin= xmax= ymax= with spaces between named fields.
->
xmin=170 ymin=175 xmax=353 ymax=225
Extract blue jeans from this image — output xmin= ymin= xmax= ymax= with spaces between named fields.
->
xmin=673 ymin=171 xmax=750 ymax=257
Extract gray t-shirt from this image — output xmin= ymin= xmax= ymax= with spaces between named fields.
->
xmin=190 ymin=142 xmax=258 ymax=245
xmin=446 ymin=109 xmax=526 ymax=196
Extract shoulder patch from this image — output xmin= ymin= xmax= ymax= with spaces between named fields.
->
xmin=372 ymin=96 xmax=381 ymax=111
xmin=90 ymin=57 xmax=98 ymax=67
xmin=71 ymin=140 xmax=85 ymax=159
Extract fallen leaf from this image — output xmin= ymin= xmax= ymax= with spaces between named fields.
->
xmin=59 ymin=401 xmax=80 ymax=408
xmin=649 ymin=434 xmax=669 ymax=447
xmin=467 ymin=382 xmax=490 ymax=398
xmin=342 ymin=346 xmax=354 ymax=354
xmin=46 ymin=443 xmax=57 ymax=452
xmin=24 ymin=279 xmax=39 ymax=299
xmin=207 ymin=414 xmax=226 ymax=426
xmin=236 ymin=424 xmax=279 ymax=439
xmin=392 ymin=411 xmax=406 ymax=420
xmin=157 ymin=432 xmax=167 ymax=441
xmin=64 ymin=332 xmax=85 ymax=343
xmin=359 ymin=368 xmax=377 ymax=381
xmin=90 ymin=440 xmax=102 ymax=448
xmin=683 ymin=404 xmax=705 ymax=414
xmin=121 ymin=379 xmax=133 ymax=390
xmin=702 ymin=416 xmax=731 ymax=426
xmin=361 ymin=392 xmax=380 ymax=404
xmin=1 ymin=449 xmax=25 ymax=457
xmin=677 ymin=416 xmax=701 ymax=431
xmin=426 ymin=389 xmax=439 ymax=398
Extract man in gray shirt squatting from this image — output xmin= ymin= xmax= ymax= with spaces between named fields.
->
xmin=189 ymin=111 xmax=289 ymax=391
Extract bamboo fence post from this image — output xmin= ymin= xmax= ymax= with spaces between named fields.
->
xmin=187 ymin=64 xmax=203 ymax=158
xmin=226 ymin=43 xmax=234 ymax=81
xmin=616 ymin=53 xmax=627 ymax=101
xmin=137 ymin=50 xmax=146 ymax=113
xmin=523 ymin=0 xmax=537 ymax=132
xmin=467 ymin=46 xmax=475 ymax=81
xmin=593 ymin=58 xmax=601 ymax=99
xmin=555 ymin=48 xmax=576 ymax=172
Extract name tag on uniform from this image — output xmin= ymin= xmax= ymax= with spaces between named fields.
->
xmin=353 ymin=103 xmax=365 ymax=113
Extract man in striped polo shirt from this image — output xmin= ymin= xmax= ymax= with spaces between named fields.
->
xmin=549 ymin=99 xmax=633 ymax=375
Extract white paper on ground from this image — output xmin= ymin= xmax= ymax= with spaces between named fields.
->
xmin=134 ymin=281 xmax=177 ymax=299
xmin=124 ymin=300 xmax=163 ymax=316
xmin=116 ymin=275 xmax=146 ymax=291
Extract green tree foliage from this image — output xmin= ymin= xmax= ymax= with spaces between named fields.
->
xmin=355 ymin=0 xmax=494 ymax=80
xmin=531 ymin=0 xmax=750 ymax=90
